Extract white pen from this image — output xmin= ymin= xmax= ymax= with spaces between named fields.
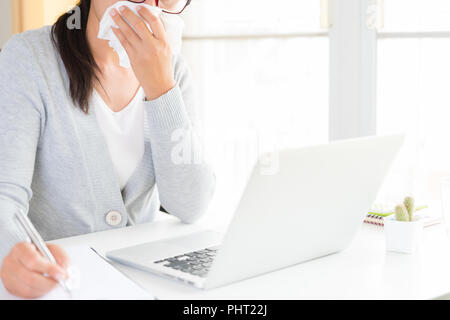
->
xmin=14 ymin=209 xmax=71 ymax=294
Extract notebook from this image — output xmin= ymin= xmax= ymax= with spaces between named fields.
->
xmin=364 ymin=204 xmax=442 ymax=227
xmin=0 ymin=246 xmax=155 ymax=300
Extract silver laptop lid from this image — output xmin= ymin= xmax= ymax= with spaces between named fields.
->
xmin=204 ymin=135 xmax=404 ymax=289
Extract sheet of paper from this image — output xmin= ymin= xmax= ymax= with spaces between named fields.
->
xmin=0 ymin=246 xmax=155 ymax=300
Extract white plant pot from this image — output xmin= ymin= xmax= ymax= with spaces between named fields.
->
xmin=384 ymin=217 xmax=423 ymax=254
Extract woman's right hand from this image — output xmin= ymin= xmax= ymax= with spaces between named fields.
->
xmin=0 ymin=242 xmax=69 ymax=299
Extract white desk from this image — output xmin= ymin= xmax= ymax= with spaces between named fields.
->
xmin=51 ymin=215 xmax=450 ymax=300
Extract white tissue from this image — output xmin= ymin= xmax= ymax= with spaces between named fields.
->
xmin=98 ymin=1 xmax=185 ymax=69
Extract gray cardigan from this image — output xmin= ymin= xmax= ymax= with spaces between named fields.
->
xmin=0 ymin=26 xmax=215 ymax=262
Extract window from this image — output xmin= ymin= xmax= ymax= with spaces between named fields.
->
xmin=181 ymin=0 xmax=329 ymax=225
xmin=375 ymin=0 xmax=450 ymax=214
xmin=5 ymin=0 xmax=442 ymax=223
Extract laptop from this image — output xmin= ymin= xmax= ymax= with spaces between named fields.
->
xmin=106 ymin=134 xmax=404 ymax=289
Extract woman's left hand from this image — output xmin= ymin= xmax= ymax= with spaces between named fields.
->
xmin=111 ymin=6 xmax=176 ymax=101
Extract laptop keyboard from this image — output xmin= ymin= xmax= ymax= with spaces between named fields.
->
xmin=154 ymin=247 xmax=218 ymax=278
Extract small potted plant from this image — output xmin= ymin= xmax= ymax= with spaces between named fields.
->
xmin=384 ymin=197 xmax=423 ymax=254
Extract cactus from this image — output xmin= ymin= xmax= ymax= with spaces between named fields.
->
xmin=395 ymin=204 xmax=409 ymax=222
xmin=403 ymin=196 xmax=415 ymax=222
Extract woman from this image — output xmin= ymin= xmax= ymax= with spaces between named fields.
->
xmin=0 ymin=0 xmax=215 ymax=298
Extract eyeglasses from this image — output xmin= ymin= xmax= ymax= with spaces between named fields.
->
xmin=127 ymin=0 xmax=192 ymax=15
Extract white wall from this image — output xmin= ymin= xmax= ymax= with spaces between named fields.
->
xmin=0 ymin=1 xmax=12 ymax=48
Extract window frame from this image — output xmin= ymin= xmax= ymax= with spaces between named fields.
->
xmin=352 ymin=0 xmax=450 ymax=141
xmin=328 ymin=0 xmax=378 ymax=141
xmin=182 ymin=0 xmax=379 ymax=142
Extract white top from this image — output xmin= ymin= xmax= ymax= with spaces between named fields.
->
xmin=92 ymin=88 xmax=146 ymax=190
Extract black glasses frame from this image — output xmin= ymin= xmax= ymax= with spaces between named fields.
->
xmin=127 ymin=0 xmax=192 ymax=14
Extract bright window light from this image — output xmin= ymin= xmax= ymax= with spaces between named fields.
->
xmin=376 ymin=1 xmax=450 ymax=215
xmin=182 ymin=0 xmax=328 ymax=225
xmin=382 ymin=0 xmax=450 ymax=32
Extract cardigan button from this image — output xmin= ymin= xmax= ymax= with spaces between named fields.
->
xmin=105 ymin=211 xmax=122 ymax=226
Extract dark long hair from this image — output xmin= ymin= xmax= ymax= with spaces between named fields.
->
xmin=51 ymin=0 xmax=98 ymax=113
